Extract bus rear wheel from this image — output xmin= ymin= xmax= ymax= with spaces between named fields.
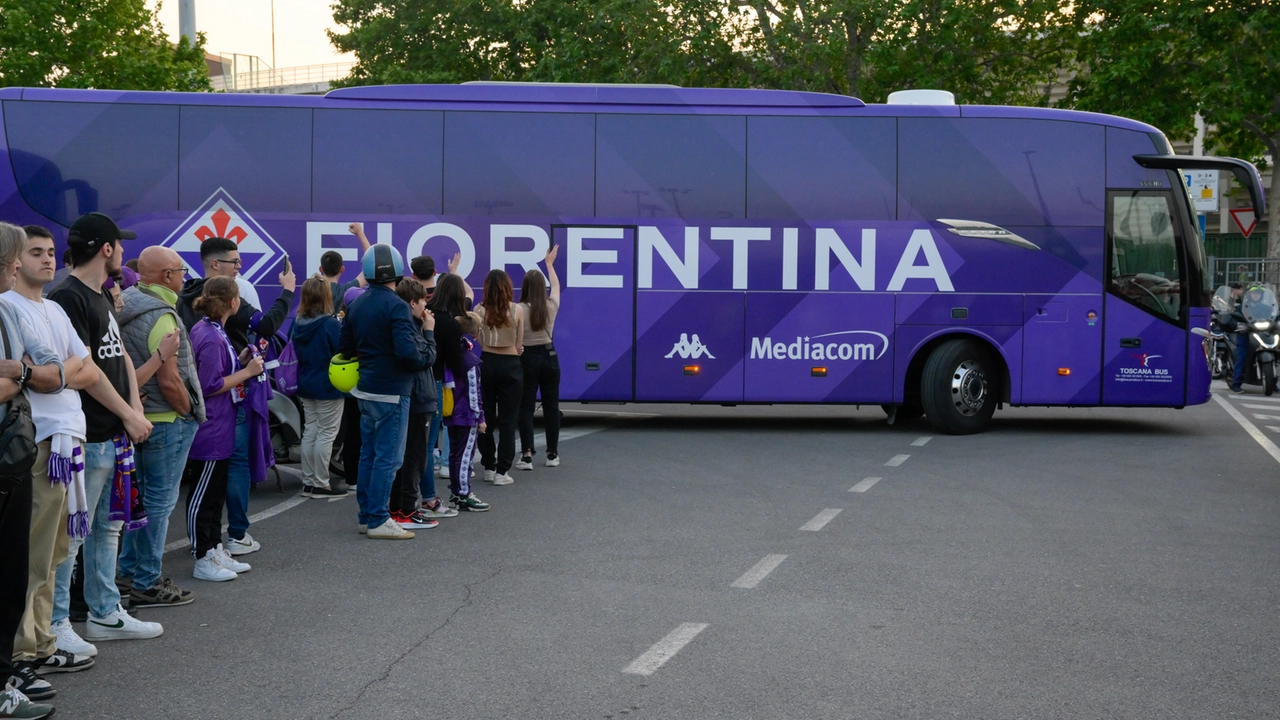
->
xmin=920 ymin=339 xmax=998 ymax=435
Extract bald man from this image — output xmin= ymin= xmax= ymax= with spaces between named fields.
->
xmin=116 ymin=247 xmax=206 ymax=608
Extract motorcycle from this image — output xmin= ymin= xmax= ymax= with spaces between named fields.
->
xmin=1210 ymin=286 xmax=1236 ymax=380
xmin=1235 ymin=284 xmax=1280 ymax=395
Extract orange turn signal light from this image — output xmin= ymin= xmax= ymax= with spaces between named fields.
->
xmin=811 ymin=367 xmax=828 ymax=377
xmin=683 ymin=365 xmax=699 ymax=376
xmin=1058 ymin=368 xmax=1071 ymax=376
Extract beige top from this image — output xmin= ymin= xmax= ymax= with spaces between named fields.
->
xmin=521 ymin=296 xmax=559 ymax=346
xmin=474 ymin=302 xmax=524 ymax=354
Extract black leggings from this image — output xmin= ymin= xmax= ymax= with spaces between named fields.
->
xmin=478 ymin=353 xmax=522 ymax=475
xmin=519 ymin=345 xmax=561 ymax=456
xmin=341 ymin=397 xmax=361 ymax=486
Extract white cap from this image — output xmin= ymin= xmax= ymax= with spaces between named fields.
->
xmin=886 ymin=89 xmax=956 ymax=105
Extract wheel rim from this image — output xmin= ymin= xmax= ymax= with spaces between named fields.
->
xmin=950 ymin=360 xmax=987 ymax=416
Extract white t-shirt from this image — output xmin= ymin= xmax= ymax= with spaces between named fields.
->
xmin=236 ymin=276 xmax=262 ymax=312
xmin=1 ymin=291 xmax=89 ymax=442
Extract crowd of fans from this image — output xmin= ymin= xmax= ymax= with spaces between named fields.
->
xmin=0 ymin=214 xmax=562 ymax=718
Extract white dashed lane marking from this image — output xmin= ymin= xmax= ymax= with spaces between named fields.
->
xmin=885 ymin=454 xmax=910 ymax=467
xmin=622 ymin=623 xmax=709 ymax=676
xmin=911 ymin=436 xmax=932 ymax=447
xmin=850 ymin=477 xmax=881 ymax=493
xmin=730 ymin=554 xmax=788 ymax=589
xmin=1252 ymin=414 xmax=1280 ymax=421
xmin=799 ymin=508 xmax=842 ymax=532
xmin=1230 ymin=394 xmax=1280 ymax=403
xmin=1214 ymin=394 xmax=1280 ymax=466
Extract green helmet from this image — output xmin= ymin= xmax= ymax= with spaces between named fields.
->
xmin=328 ymin=354 xmax=359 ymax=393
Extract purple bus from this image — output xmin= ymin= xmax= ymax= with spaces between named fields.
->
xmin=0 ymin=83 xmax=1266 ymax=433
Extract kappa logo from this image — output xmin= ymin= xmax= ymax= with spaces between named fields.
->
xmin=1132 ymin=353 xmax=1162 ymax=367
xmin=161 ymin=188 xmax=286 ymax=284
xmin=666 ymin=333 xmax=715 ymax=360
xmin=99 ymin=317 xmax=125 ymax=360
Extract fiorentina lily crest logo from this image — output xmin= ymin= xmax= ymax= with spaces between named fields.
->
xmin=161 ymin=188 xmax=285 ymax=284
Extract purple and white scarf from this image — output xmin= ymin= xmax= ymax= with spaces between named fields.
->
xmin=108 ymin=434 xmax=147 ymax=532
xmin=48 ymin=434 xmax=88 ymax=539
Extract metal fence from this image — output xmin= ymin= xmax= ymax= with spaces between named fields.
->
xmin=1208 ymin=257 xmax=1280 ymax=288
xmin=212 ymin=62 xmax=354 ymax=92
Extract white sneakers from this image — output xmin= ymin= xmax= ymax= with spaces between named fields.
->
xmin=435 ymin=464 xmax=450 ymax=479
xmin=193 ymin=545 xmax=249 ymax=583
xmin=366 ymin=517 xmax=414 ymax=540
xmin=82 ymin=604 xmax=163 ymax=641
xmin=492 ymin=473 xmax=514 ymax=486
xmin=483 ymin=469 xmax=496 ymax=483
xmin=514 ymin=456 xmax=534 ymax=471
xmin=545 ymin=454 xmax=560 ymax=467
xmin=215 ymin=545 xmax=251 ymax=573
xmin=225 ymin=533 xmax=261 ymax=556
xmin=52 ymin=618 xmax=97 ymax=657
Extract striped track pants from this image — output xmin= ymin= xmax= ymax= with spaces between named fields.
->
xmin=184 ymin=458 xmax=229 ymax=560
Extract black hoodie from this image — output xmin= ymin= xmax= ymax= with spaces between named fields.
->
xmin=177 ymin=277 xmax=294 ymax=352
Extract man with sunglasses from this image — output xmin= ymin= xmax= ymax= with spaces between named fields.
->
xmin=116 ymin=246 xmax=206 ymax=607
xmin=176 ymin=238 xmax=295 ymax=558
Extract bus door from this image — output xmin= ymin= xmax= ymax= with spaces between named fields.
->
xmin=550 ymin=225 xmax=636 ymax=401
xmin=1102 ymin=191 xmax=1188 ymax=406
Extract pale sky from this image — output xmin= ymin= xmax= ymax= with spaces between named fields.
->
xmin=148 ymin=0 xmax=355 ymax=69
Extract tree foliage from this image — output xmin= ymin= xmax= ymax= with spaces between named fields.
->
xmin=740 ymin=0 xmax=1073 ymax=104
xmin=329 ymin=0 xmax=1068 ymax=103
xmin=1067 ymin=0 xmax=1279 ymax=253
xmin=0 ymin=0 xmax=210 ymax=91
xmin=329 ymin=0 xmax=750 ymax=87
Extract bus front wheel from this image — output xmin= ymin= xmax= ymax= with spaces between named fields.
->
xmin=920 ymin=339 xmax=998 ymax=435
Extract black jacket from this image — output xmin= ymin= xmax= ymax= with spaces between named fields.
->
xmin=177 ymin=277 xmax=294 ymax=352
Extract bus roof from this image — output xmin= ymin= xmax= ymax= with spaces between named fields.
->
xmin=0 ymin=84 xmax=1162 ymax=133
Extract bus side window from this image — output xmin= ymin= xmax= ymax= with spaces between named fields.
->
xmin=314 ymin=109 xmax=443 ymax=215
xmin=4 ymin=100 xmax=179 ymax=225
xmin=443 ymin=111 xmax=594 ymax=217
xmin=1107 ymin=191 xmax=1183 ymax=321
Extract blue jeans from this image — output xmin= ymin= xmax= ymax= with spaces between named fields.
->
xmin=226 ymin=405 xmax=250 ymax=541
xmin=421 ymin=381 xmax=444 ymax=501
xmin=1234 ymin=333 xmax=1254 ymax=389
xmin=357 ymin=396 xmax=410 ymax=528
xmin=53 ymin=441 xmax=121 ymax=622
xmin=118 ymin=418 xmax=198 ymax=591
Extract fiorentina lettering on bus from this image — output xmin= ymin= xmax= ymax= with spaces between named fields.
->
xmin=748 ymin=330 xmax=889 ymax=362
xmin=636 ymin=225 xmax=954 ymax=292
xmin=304 ymin=220 xmax=956 ymax=292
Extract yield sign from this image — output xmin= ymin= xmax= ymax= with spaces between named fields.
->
xmin=1230 ymin=208 xmax=1258 ymax=238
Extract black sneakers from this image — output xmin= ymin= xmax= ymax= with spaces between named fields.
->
xmin=30 ymin=649 xmax=94 ymax=675
xmin=450 ymin=492 xmax=491 ymax=512
xmin=309 ymin=485 xmax=349 ymax=498
xmin=8 ymin=666 xmax=54 ymax=701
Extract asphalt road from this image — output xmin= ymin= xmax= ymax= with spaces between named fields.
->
xmin=46 ymin=383 xmax=1280 ymax=719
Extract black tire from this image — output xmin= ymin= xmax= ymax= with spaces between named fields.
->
xmin=1265 ymin=362 xmax=1276 ymax=396
xmin=920 ymin=338 xmax=998 ymax=435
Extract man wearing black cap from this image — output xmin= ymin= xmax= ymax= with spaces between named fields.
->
xmin=47 ymin=212 xmax=163 ymax=649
